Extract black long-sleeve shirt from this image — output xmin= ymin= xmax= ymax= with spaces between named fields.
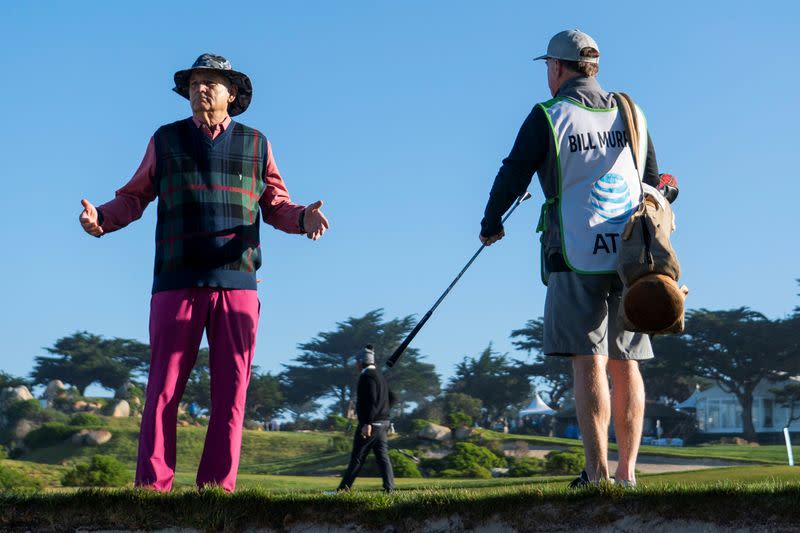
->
xmin=480 ymin=77 xmax=662 ymax=240
xmin=356 ymin=366 xmax=391 ymax=423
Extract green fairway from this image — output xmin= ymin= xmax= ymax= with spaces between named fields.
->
xmin=18 ymin=466 xmax=800 ymax=493
xmin=640 ymin=465 xmax=800 ymax=486
xmin=174 ymin=472 xmax=569 ymax=491
xmin=10 ymin=456 xmax=797 ymax=495
xmin=183 ymin=465 xmax=800 ymax=492
xmin=481 ymin=429 xmax=800 ymax=464
xmin=635 ymin=443 xmax=799 ymax=464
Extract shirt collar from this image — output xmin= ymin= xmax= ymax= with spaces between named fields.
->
xmin=556 ymin=76 xmax=601 ymax=97
xmin=191 ymin=115 xmax=232 ymax=138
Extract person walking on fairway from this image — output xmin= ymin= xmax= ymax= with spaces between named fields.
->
xmin=337 ymin=345 xmax=395 ymax=493
xmin=479 ymin=30 xmax=678 ymax=488
xmin=78 ymin=53 xmax=329 ymax=492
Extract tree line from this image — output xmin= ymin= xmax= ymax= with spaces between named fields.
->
xmin=5 ymin=282 xmax=800 ymax=440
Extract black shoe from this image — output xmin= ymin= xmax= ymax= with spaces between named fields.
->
xmin=568 ymin=470 xmax=590 ymax=489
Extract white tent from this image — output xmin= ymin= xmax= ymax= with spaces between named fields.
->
xmin=519 ymin=392 xmax=555 ymax=416
xmin=675 ymin=385 xmax=700 ymax=411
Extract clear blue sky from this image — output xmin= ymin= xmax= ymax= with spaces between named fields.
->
xmin=1 ymin=1 xmax=798 ymax=395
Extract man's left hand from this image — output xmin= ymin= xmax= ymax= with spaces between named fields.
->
xmin=304 ymin=200 xmax=329 ymax=240
xmin=361 ymin=424 xmax=372 ymax=439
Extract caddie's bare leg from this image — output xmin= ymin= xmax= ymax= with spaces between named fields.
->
xmin=572 ymin=355 xmax=610 ymax=482
xmin=608 ymin=359 xmax=645 ymax=484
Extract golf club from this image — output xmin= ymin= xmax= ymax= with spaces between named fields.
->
xmin=390 ymin=446 xmax=421 ymax=463
xmin=386 ymin=191 xmax=532 ymax=368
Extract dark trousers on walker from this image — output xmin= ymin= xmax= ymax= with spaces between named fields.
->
xmin=338 ymin=422 xmax=395 ymax=492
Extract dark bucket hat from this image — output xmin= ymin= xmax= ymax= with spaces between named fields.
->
xmin=173 ymin=53 xmax=253 ymax=116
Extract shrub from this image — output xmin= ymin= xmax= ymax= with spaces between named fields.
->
xmin=448 ymin=442 xmax=506 ymax=471
xmin=359 ymin=449 xmax=423 ymax=478
xmin=24 ymin=423 xmax=76 ymax=450
xmin=544 ymin=449 xmax=585 ymax=475
xmin=447 ymin=411 xmax=473 ymax=429
xmin=1 ymin=403 xmax=70 ymax=446
xmin=327 ymin=414 xmax=351 ymax=432
xmin=61 ymin=455 xmax=130 ymax=487
xmin=3 ymin=400 xmax=41 ymax=425
xmin=69 ymin=413 xmax=106 ymax=427
xmin=507 ymin=457 xmax=546 ymax=477
xmin=424 ymin=442 xmax=507 ymax=478
xmin=418 ymin=456 xmax=443 ymax=476
xmin=439 ymin=464 xmax=492 ymax=479
xmin=52 ymin=393 xmax=79 ymax=413
xmin=41 ymin=408 xmax=69 ymax=424
xmin=482 ymin=439 xmax=506 ymax=458
xmin=327 ymin=434 xmax=351 ymax=453
xmin=0 ymin=400 xmax=43 ymax=446
xmin=7 ymin=448 xmax=24 ymax=460
xmin=0 ymin=465 xmax=42 ymax=490
xmin=389 ymin=450 xmax=422 ymax=478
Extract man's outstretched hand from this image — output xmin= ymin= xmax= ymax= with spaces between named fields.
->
xmin=79 ymin=199 xmax=104 ymax=237
xmin=304 ymin=200 xmax=329 ymax=240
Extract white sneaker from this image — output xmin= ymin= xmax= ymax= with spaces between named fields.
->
xmin=614 ymin=478 xmax=637 ymax=489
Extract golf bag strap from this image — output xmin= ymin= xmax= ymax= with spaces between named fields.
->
xmin=613 ymin=92 xmax=640 ymax=171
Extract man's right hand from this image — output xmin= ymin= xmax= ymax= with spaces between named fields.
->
xmin=79 ymin=199 xmax=104 ymax=237
xmin=361 ymin=423 xmax=373 ymax=439
xmin=479 ymin=229 xmax=505 ymax=246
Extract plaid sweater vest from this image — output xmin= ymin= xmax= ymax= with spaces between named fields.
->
xmin=151 ymin=118 xmax=267 ymax=293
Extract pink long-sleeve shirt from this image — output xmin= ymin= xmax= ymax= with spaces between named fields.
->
xmin=98 ymin=116 xmax=306 ymax=235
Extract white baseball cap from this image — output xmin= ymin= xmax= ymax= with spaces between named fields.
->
xmin=534 ymin=29 xmax=600 ymax=64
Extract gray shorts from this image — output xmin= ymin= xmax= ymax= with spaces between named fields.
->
xmin=543 ymin=271 xmax=653 ymax=360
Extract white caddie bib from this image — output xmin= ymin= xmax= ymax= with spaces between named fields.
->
xmin=540 ymin=97 xmax=648 ymax=273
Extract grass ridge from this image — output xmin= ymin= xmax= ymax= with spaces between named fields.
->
xmin=3 ymin=481 xmax=800 ymax=531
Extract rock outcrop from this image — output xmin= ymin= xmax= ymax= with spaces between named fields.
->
xmin=418 ymin=422 xmax=452 ymax=442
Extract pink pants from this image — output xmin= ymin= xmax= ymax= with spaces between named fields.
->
xmin=135 ymin=288 xmax=259 ymax=492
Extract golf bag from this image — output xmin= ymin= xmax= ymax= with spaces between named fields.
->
xmin=614 ymin=93 xmax=688 ymax=334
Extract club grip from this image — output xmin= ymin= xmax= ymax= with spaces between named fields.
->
xmin=385 ymin=311 xmax=432 ymax=367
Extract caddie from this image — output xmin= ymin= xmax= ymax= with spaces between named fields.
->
xmin=479 ymin=30 xmax=677 ymax=488
xmin=79 ymin=53 xmax=329 ymax=492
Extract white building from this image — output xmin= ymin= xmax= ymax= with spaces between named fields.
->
xmin=677 ymin=379 xmax=800 ymax=434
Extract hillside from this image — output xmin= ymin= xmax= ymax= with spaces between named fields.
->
xmin=18 ymin=418 xmax=352 ymax=476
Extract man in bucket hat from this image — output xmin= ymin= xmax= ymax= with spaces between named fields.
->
xmin=79 ymin=53 xmax=329 ymax=492
xmin=478 ymin=30 xmax=678 ymax=488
